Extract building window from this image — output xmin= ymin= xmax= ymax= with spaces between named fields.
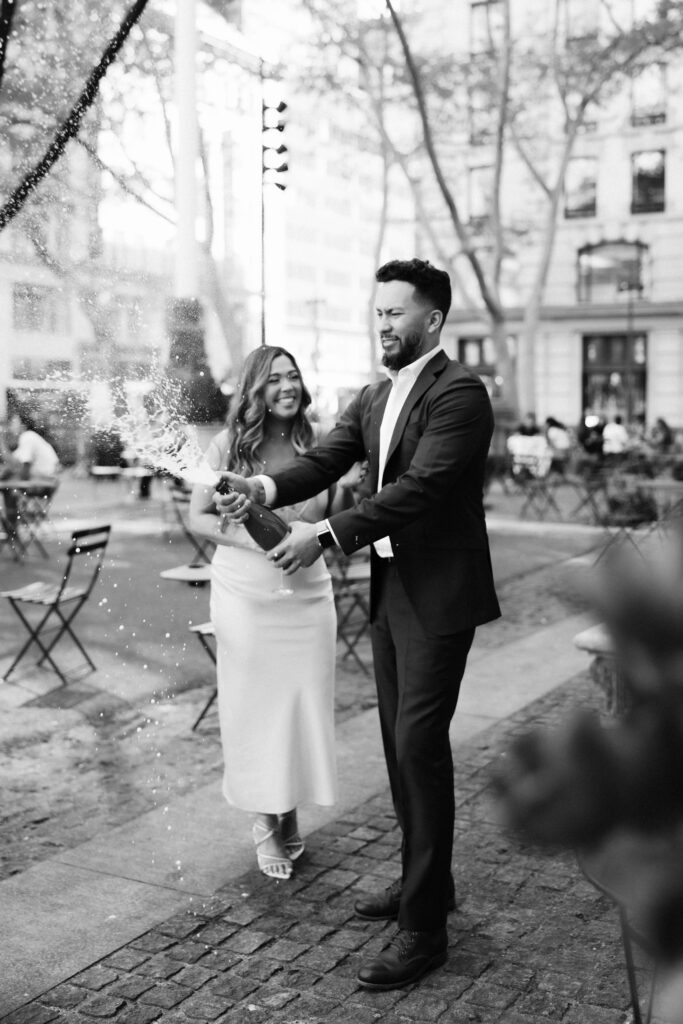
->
xmin=631 ymin=64 xmax=666 ymax=126
xmin=578 ymin=242 xmax=647 ymax=304
xmin=582 ymin=335 xmax=647 ymax=422
xmin=469 ymin=0 xmax=504 ymax=55
xmin=468 ymin=87 xmax=495 ymax=145
xmin=561 ymin=0 xmax=599 ymax=43
xmin=12 ymin=284 xmax=69 ymax=333
xmin=12 ymin=358 xmax=72 ymax=380
xmin=631 ymin=150 xmax=665 ymax=213
xmin=458 ymin=337 xmax=503 ymax=398
xmin=564 ymin=157 xmax=597 ymax=218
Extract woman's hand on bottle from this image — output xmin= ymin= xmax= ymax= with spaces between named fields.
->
xmin=213 ymin=472 xmax=262 ymax=522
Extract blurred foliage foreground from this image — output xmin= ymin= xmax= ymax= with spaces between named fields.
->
xmin=494 ymin=521 xmax=683 ymax=1013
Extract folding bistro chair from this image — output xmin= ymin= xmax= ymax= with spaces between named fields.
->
xmin=169 ymin=485 xmax=214 ymax=565
xmin=0 ymin=507 xmax=14 ymax=557
xmin=2 ymin=524 xmax=111 ymax=685
xmin=188 ymin=620 xmax=217 ymax=730
xmin=576 ymin=830 xmax=680 ymax=1024
xmin=506 ymin=434 xmax=560 ymax=520
xmin=327 ymin=550 xmax=372 ymax=674
xmin=16 ymin=479 xmax=59 ymax=558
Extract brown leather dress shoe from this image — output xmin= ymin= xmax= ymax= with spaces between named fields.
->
xmin=354 ymin=877 xmax=456 ymax=921
xmin=357 ymin=928 xmax=448 ymax=990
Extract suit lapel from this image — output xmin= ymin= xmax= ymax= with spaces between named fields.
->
xmin=385 ymin=350 xmax=449 ymax=467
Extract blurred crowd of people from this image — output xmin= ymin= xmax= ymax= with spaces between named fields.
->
xmin=508 ymin=409 xmax=681 ymax=477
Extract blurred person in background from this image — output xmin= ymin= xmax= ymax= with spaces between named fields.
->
xmin=577 ymin=411 xmax=605 ymax=461
xmin=649 ymin=416 xmax=674 ymax=455
xmin=517 ymin=411 xmax=541 ymax=436
xmin=544 ymin=417 xmax=572 ymax=474
xmin=602 ymin=413 xmax=630 ymax=458
xmin=0 ymin=412 xmax=60 ymax=548
xmin=2 ymin=412 xmax=60 ymax=481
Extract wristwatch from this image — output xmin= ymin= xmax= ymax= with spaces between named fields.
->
xmin=316 ymin=523 xmax=336 ymax=550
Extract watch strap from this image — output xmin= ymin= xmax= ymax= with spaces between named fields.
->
xmin=316 ymin=524 xmax=336 ymax=550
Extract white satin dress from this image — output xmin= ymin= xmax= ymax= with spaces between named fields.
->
xmin=210 ymin=492 xmax=337 ymax=814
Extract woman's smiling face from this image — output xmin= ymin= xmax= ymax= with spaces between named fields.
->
xmin=264 ymin=354 xmax=303 ymax=422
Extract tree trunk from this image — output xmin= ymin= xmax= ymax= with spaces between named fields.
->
xmin=490 ymin=318 xmax=519 ymax=430
xmin=517 ymin=120 xmax=582 ymax=415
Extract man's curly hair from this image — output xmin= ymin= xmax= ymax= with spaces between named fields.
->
xmin=375 ymin=258 xmax=451 ymax=320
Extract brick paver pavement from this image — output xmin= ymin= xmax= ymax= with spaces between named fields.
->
xmin=1 ymin=672 xmax=647 ymax=1024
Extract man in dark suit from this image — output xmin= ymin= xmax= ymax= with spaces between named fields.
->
xmin=218 ymin=258 xmax=500 ymax=989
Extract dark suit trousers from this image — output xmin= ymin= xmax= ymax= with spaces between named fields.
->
xmin=370 ymin=559 xmax=474 ymax=932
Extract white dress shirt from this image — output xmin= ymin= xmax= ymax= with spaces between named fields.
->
xmin=258 ymin=344 xmax=445 ymax=554
xmin=372 ymin=345 xmax=444 ymax=558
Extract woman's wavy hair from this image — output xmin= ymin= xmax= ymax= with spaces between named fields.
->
xmin=224 ymin=346 xmax=314 ymax=474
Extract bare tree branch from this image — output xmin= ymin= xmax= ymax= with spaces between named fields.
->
xmin=0 ymin=0 xmax=151 ymax=232
xmin=0 ymin=0 xmax=16 ymax=92
xmin=509 ymin=121 xmax=552 ymax=198
xmin=384 ymin=0 xmax=504 ymax=321
xmin=76 ymin=136 xmax=176 ymax=224
xmin=491 ymin=0 xmax=511 ymax=285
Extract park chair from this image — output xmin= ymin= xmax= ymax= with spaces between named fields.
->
xmin=2 ymin=524 xmax=111 ymax=686
xmin=326 ymin=549 xmax=372 ymax=674
xmin=16 ymin=479 xmax=59 ymax=558
xmin=0 ymin=507 xmax=15 ymax=558
xmin=577 ymin=830 xmax=679 ymax=1024
xmin=506 ymin=434 xmax=560 ymax=520
xmin=169 ymin=484 xmax=214 ymax=565
xmin=563 ymin=462 xmax=613 ymax=526
xmin=188 ymin=620 xmax=217 ymax=730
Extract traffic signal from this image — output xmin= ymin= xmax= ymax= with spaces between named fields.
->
xmin=262 ymin=98 xmax=288 ymax=190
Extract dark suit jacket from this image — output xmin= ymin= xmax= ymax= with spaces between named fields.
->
xmin=272 ymin=350 xmax=501 ymax=636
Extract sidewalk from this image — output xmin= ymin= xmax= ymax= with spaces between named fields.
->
xmin=1 ymin=665 xmax=638 ymax=1024
xmin=1 ymin=474 xmax=643 ymax=1022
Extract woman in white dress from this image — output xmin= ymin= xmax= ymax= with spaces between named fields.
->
xmin=190 ymin=346 xmax=356 ymax=881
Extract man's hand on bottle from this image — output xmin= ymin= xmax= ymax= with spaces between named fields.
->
xmin=213 ymin=472 xmax=265 ymax=523
xmin=268 ymin=522 xmax=322 ymax=574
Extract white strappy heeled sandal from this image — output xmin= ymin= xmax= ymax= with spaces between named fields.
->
xmin=252 ymin=821 xmax=293 ymax=880
xmin=280 ymin=811 xmax=305 ymax=861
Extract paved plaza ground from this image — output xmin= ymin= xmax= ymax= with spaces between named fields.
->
xmin=0 ymin=471 xmax=670 ymax=1022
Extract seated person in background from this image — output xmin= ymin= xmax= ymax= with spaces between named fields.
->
xmin=628 ymin=413 xmax=648 ymax=449
xmin=602 ymin=414 xmax=630 ymax=457
xmin=649 ymin=416 xmax=674 ymax=455
xmin=577 ymin=412 xmax=605 ymax=457
xmin=507 ymin=429 xmax=553 ymax=480
xmin=0 ymin=413 xmax=60 ymax=544
xmin=517 ymin=411 xmax=540 ymax=436
xmin=544 ymin=417 xmax=572 ymax=474
xmin=3 ymin=413 xmax=60 ymax=481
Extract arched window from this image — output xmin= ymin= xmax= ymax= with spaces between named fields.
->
xmin=577 ymin=241 xmax=647 ymax=304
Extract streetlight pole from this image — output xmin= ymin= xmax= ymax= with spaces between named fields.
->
xmin=167 ymin=0 xmax=206 ymax=421
xmin=259 ymin=60 xmax=266 ymax=346
xmin=175 ymin=0 xmax=199 ymax=299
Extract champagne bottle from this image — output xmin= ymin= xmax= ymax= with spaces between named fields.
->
xmin=215 ymin=477 xmax=290 ymax=551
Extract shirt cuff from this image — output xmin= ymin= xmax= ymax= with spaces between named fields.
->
xmin=254 ymin=474 xmax=277 ymax=506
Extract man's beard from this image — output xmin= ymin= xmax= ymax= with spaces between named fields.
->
xmin=381 ymin=330 xmax=424 ymax=372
